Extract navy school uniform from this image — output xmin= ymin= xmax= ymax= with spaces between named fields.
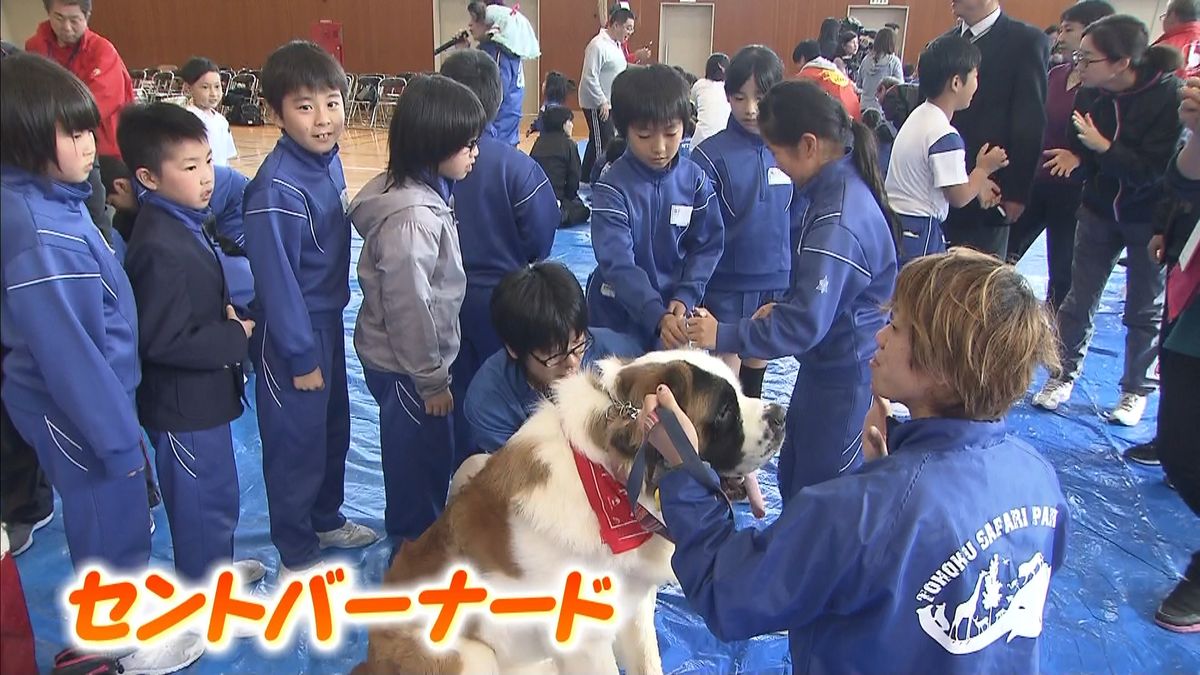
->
xmin=123 ymin=192 xmax=248 ymax=581
xmin=692 ymin=115 xmax=794 ymax=321
xmin=243 ymin=133 xmax=352 ymax=570
xmin=350 ymin=173 xmax=466 ymax=541
xmin=715 ymin=157 xmax=897 ymax=500
xmin=128 ymin=166 xmax=254 ymax=312
xmin=586 ymin=150 xmax=725 ymax=351
xmin=660 ymin=417 xmax=1069 ymax=674
xmin=0 ymin=166 xmax=150 ymax=572
xmin=481 ymin=41 xmax=524 ymax=146
xmin=450 ymin=133 xmax=558 ymax=454
xmin=462 ymin=327 xmax=636 ymax=453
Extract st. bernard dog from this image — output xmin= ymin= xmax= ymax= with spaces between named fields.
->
xmin=351 ymin=349 xmax=786 ymax=674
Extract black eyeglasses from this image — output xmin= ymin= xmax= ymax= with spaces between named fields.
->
xmin=532 ymin=334 xmax=593 ymax=369
xmin=1071 ymin=50 xmax=1108 ymax=67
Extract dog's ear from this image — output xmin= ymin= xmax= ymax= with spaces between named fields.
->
xmin=615 ymin=360 xmax=695 ymax=412
xmin=600 ymin=361 xmax=696 ymax=457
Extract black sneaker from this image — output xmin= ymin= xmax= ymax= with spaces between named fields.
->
xmin=1123 ymin=441 xmax=1160 ymax=466
xmin=1155 ymin=578 xmax=1200 ymax=633
xmin=5 ymin=512 xmax=53 ymax=557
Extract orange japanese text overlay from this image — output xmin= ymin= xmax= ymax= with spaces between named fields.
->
xmin=61 ymin=563 xmax=621 ymax=653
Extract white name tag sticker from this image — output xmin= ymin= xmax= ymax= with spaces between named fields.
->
xmin=768 ymin=167 xmax=791 ymax=185
xmin=670 ymin=204 xmax=692 ymax=227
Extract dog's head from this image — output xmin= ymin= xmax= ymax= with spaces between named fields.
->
xmin=587 ymin=349 xmax=785 ymax=476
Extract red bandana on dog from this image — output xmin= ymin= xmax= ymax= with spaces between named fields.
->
xmin=571 ymin=448 xmax=654 ymax=554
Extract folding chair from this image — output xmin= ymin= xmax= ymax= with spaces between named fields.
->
xmin=370 ymin=77 xmax=407 ymax=128
xmin=347 ymin=74 xmax=382 ymax=128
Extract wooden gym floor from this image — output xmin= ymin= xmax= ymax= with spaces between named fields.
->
xmin=227 ymin=124 xmax=576 ymax=196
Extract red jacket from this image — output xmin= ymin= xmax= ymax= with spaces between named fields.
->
xmin=795 ymin=61 xmax=862 ymax=121
xmin=25 ymin=21 xmax=134 ymax=156
xmin=1155 ymin=21 xmax=1200 ymax=79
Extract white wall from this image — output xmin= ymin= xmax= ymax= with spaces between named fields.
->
xmin=1105 ymin=0 xmax=1170 ymax=37
xmin=1 ymin=0 xmax=47 ymax=45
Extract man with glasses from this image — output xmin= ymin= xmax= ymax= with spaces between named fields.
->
xmin=25 ymin=0 xmax=133 ymax=160
xmin=463 ymin=262 xmax=630 ymax=457
xmin=1155 ymin=0 xmax=1200 ymax=78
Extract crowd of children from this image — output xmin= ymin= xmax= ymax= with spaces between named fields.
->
xmin=3 ymin=1 xmax=1199 ymax=670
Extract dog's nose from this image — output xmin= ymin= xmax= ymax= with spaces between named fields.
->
xmin=764 ymin=403 xmax=786 ymax=430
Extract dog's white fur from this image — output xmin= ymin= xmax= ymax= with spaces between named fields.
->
xmin=357 ymin=349 xmax=783 ymax=674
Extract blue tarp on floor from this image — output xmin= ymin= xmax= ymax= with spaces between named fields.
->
xmin=15 ymin=223 xmax=1200 ymax=673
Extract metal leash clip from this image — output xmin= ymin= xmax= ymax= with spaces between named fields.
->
xmin=606 ymin=399 xmax=641 ymax=422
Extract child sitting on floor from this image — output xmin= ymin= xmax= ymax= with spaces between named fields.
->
xmin=528 ymin=70 xmax=575 ymax=136
xmin=530 ymin=106 xmax=590 ymax=227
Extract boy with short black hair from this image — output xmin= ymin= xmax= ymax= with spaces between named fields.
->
xmin=99 ymin=154 xmax=256 ymax=311
xmin=464 ymin=262 xmax=619 ymax=454
xmin=180 ymin=56 xmax=237 ymax=166
xmin=243 ymin=40 xmax=378 ymax=575
xmin=656 ymin=248 xmax=1069 ymax=672
xmin=586 ymin=63 xmax=724 ymax=353
xmin=117 ymin=102 xmax=264 ymax=583
xmin=530 ymin=105 xmax=590 ymax=227
xmin=885 ymin=35 xmax=1009 ymax=266
xmin=439 ymin=48 xmax=559 ymax=461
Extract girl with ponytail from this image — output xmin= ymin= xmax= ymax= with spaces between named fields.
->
xmin=1034 ymin=14 xmax=1183 ymax=426
xmin=687 ymin=79 xmax=899 ymax=501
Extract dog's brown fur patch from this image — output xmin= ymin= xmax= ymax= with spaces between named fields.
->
xmin=354 ymin=438 xmax=551 ymax=673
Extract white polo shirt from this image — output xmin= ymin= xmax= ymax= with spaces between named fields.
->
xmin=187 ymin=105 xmax=238 ymax=167
xmin=885 ymin=102 xmax=969 ymax=220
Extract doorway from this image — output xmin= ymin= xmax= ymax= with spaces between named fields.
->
xmin=658 ymin=2 xmax=714 ymax=79
xmin=847 ymin=5 xmax=911 ymax=63
xmin=433 ymin=0 xmax=542 ymax=118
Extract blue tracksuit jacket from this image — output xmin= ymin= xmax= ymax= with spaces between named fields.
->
xmin=0 ymin=165 xmax=143 ymax=476
xmin=692 ymin=115 xmax=793 ymax=293
xmin=242 ymin=134 xmax=351 ymax=377
xmin=481 ymin=41 xmax=524 ymax=146
xmin=586 ymin=151 xmax=725 ymax=347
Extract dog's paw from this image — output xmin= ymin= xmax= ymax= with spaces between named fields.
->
xmin=719 ymin=476 xmax=749 ymax=502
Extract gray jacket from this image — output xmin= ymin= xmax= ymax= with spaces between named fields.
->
xmin=350 ymin=173 xmax=466 ymax=399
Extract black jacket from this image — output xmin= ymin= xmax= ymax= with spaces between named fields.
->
xmin=1162 ymin=156 xmax=1199 ymax=264
xmin=124 ymin=201 xmax=247 ymax=432
xmin=1070 ymin=70 xmax=1182 ymax=224
xmin=530 ymin=130 xmax=581 ymax=202
xmin=944 ymin=13 xmax=1050 ymax=213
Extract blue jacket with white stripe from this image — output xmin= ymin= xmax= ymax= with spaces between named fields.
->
xmin=692 ymin=115 xmax=793 ymax=293
xmin=452 ymin=134 xmax=559 ymax=289
xmin=715 ymin=156 xmax=896 ymax=372
xmin=0 ymin=165 xmax=144 ymax=477
xmin=243 ymin=134 xmax=351 ymax=377
xmin=586 ymin=151 xmax=725 ymax=344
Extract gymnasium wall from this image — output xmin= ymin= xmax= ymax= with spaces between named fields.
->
xmin=72 ymin=1 xmax=1069 ymax=86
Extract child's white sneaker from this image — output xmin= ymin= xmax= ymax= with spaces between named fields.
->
xmin=116 ymin=631 xmax=205 ymax=674
xmin=233 ymin=559 xmax=268 ymax=584
xmin=316 ymin=520 xmax=380 ymax=550
xmin=1104 ymin=392 xmax=1147 ymax=426
xmin=1032 ymin=378 xmax=1073 ymax=410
